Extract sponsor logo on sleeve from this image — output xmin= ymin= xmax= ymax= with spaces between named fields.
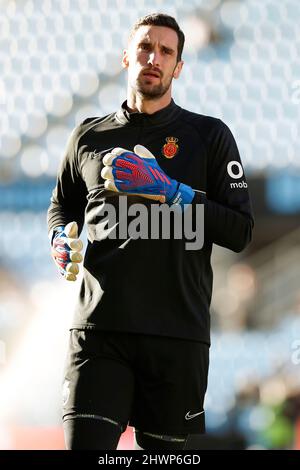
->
xmin=227 ymin=161 xmax=248 ymax=188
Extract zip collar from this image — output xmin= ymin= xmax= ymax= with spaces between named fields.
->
xmin=115 ymin=99 xmax=182 ymax=126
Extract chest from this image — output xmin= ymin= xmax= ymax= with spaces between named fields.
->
xmin=79 ymin=125 xmax=208 ymax=193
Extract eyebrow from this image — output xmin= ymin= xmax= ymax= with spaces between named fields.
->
xmin=138 ymin=40 xmax=175 ymax=54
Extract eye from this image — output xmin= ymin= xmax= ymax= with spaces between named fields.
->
xmin=140 ymin=43 xmax=150 ymax=50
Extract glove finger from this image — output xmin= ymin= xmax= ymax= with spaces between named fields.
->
xmin=66 ymin=262 xmax=79 ymax=275
xmin=101 ymin=166 xmax=113 ymax=180
xmin=104 ymin=179 xmax=119 ymax=192
xmin=134 ymin=144 xmax=156 ymax=159
xmin=69 ymin=251 xmax=83 ymax=263
xmin=111 ymin=147 xmax=131 ymax=156
xmin=115 ymin=158 xmax=135 ymax=172
xmin=67 ymin=238 xmax=83 ymax=251
xmin=103 ymin=148 xmax=129 ymax=165
xmin=103 ymin=153 xmax=117 ymax=166
xmin=118 ymin=152 xmax=142 ymax=166
xmin=114 ymin=167 xmax=133 ymax=180
xmin=65 ymin=272 xmax=77 ymax=281
xmin=64 ymin=221 xmax=78 ymax=238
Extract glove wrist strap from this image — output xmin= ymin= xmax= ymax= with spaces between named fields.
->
xmin=167 ymin=183 xmax=195 ymax=209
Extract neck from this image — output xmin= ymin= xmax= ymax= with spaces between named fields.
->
xmin=126 ymin=88 xmax=172 ymax=114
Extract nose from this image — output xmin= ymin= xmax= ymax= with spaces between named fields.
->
xmin=148 ymin=51 xmax=160 ymax=67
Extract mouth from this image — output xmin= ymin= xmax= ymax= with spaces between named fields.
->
xmin=142 ymin=70 xmax=161 ymax=79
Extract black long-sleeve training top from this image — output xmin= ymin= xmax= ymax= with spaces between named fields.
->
xmin=47 ymin=99 xmax=254 ymax=345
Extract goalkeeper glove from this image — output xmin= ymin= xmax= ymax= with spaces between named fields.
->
xmin=101 ymin=145 xmax=195 ymax=209
xmin=51 ymin=221 xmax=83 ymax=281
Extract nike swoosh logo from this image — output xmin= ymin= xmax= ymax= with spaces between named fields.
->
xmin=185 ymin=410 xmax=205 ymax=420
xmin=91 ymin=147 xmax=114 ymax=159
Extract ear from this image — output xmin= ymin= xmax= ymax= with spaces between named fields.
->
xmin=122 ymin=49 xmax=129 ymax=69
xmin=173 ymin=60 xmax=184 ymax=79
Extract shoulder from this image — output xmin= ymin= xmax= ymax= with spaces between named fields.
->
xmin=179 ymin=108 xmax=239 ymax=159
xmin=75 ymin=114 xmax=113 ymax=137
xmin=68 ymin=113 xmax=115 ymax=147
xmin=179 ymin=108 xmax=231 ymax=139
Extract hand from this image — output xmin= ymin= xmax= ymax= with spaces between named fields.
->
xmin=101 ymin=145 xmax=178 ymax=203
xmin=51 ymin=221 xmax=83 ymax=281
xmin=101 ymin=145 xmax=195 ymax=208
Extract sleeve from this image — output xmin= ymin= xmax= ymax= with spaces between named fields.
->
xmin=47 ymin=123 xmax=88 ymax=238
xmin=193 ymin=120 xmax=254 ymax=252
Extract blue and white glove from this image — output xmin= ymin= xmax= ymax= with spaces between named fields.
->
xmin=51 ymin=221 xmax=83 ymax=281
xmin=101 ymin=145 xmax=195 ymax=209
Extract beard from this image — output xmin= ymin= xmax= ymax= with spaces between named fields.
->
xmin=135 ymin=73 xmax=173 ymax=100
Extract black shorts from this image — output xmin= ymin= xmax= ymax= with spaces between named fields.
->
xmin=62 ymin=329 xmax=209 ymax=435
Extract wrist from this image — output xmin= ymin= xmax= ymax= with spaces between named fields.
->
xmin=165 ymin=180 xmax=179 ymax=203
xmin=167 ymin=182 xmax=195 ymax=209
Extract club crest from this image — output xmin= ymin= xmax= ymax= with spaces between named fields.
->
xmin=162 ymin=137 xmax=179 ymax=159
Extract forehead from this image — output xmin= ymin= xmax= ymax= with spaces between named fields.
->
xmin=131 ymin=25 xmax=178 ymax=48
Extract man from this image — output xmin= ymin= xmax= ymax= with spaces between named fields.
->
xmin=47 ymin=13 xmax=254 ymax=450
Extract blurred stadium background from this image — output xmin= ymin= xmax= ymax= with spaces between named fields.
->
xmin=0 ymin=0 xmax=300 ymax=450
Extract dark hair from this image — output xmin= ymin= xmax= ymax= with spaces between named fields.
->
xmin=129 ymin=13 xmax=185 ymax=62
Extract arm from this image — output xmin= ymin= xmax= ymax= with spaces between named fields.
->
xmin=194 ymin=120 xmax=254 ymax=252
xmin=47 ymin=122 xmax=88 ymax=280
xmin=47 ymin=123 xmax=88 ymax=239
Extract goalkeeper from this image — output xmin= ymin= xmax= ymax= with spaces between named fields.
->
xmin=47 ymin=13 xmax=254 ymax=450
